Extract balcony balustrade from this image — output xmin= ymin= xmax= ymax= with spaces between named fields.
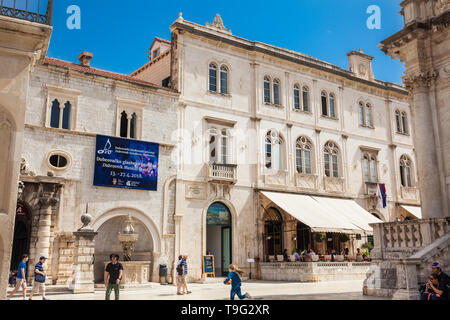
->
xmin=207 ymin=163 xmax=237 ymax=184
xmin=0 ymin=0 xmax=53 ymax=25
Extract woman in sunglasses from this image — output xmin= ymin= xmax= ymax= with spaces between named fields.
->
xmin=420 ymin=273 xmax=448 ymax=301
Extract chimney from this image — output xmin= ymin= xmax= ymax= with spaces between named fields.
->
xmin=78 ymin=51 xmax=93 ymax=67
xmin=347 ymin=48 xmax=374 ymax=81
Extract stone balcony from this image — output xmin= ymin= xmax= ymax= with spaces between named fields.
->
xmin=0 ymin=0 xmax=53 ymax=25
xmin=207 ymin=163 xmax=237 ymax=184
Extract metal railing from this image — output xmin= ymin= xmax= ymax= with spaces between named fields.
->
xmin=0 ymin=0 xmax=53 ymax=25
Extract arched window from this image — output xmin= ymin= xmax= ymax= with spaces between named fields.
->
xmin=302 ymin=86 xmax=310 ymax=112
xmin=209 ymin=63 xmax=217 ymax=92
xmin=363 ymin=154 xmax=378 ymax=183
xmin=266 ymin=130 xmax=284 ymax=170
xmin=62 ymin=101 xmax=71 ymax=130
xmin=221 ymin=129 xmax=229 ymax=164
xmin=296 ymin=136 xmax=313 ymax=174
xmin=395 ymin=110 xmax=402 ymax=132
xmin=264 ymin=76 xmax=271 ymax=103
xmin=264 ymin=207 xmax=283 ymax=258
xmin=120 ymin=111 xmax=128 ymax=138
xmin=220 ymin=65 xmax=228 ymax=94
xmin=365 ymin=103 xmax=372 ymax=127
xmin=324 ymin=141 xmax=340 ymax=178
xmin=273 ymin=79 xmax=280 ymax=105
xmin=400 ymin=155 xmax=413 ymax=187
xmin=294 ymin=84 xmax=300 ymax=110
xmin=359 ymin=102 xmax=365 ymax=126
xmin=209 ymin=128 xmax=219 ymax=164
xmin=321 ymin=91 xmax=328 ymax=116
xmin=401 ymin=112 xmax=408 ymax=134
xmin=329 ymin=93 xmax=336 ymax=118
xmin=50 ymin=99 xmax=60 ymax=129
xmin=130 ymin=113 xmax=137 ymax=139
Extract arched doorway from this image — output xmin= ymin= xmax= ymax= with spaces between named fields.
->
xmin=206 ymin=202 xmax=232 ymax=276
xmin=263 ymin=207 xmax=283 ymax=261
xmin=10 ymin=203 xmax=32 ymax=272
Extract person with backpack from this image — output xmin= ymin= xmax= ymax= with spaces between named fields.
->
xmin=28 ymin=256 xmax=49 ymax=300
xmin=176 ymin=255 xmax=184 ymax=295
xmin=6 ymin=254 xmax=28 ymax=300
xmin=223 ymin=264 xmax=251 ymax=300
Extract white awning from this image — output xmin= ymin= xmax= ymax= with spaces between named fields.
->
xmin=260 ymin=191 xmax=382 ymax=234
xmin=400 ymin=205 xmax=422 ymax=219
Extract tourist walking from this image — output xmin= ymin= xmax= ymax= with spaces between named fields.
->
xmin=180 ymin=255 xmax=191 ymax=294
xmin=176 ymin=255 xmax=184 ymax=295
xmin=224 ymin=264 xmax=251 ymax=300
xmin=104 ymin=254 xmax=123 ymax=300
xmin=6 ymin=254 xmax=29 ymax=300
xmin=28 ymin=256 xmax=49 ymax=300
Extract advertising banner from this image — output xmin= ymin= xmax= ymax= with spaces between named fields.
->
xmin=94 ymin=135 xmax=159 ymax=191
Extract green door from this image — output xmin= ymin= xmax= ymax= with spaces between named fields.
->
xmin=222 ymin=226 xmax=231 ymax=276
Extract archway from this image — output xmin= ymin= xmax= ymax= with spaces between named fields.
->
xmin=206 ymin=202 xmax=232 ymax=276
xmin=263 ymin=207 xmax=283 ymax=261
xmin=93 ymin=215 xmax=154 ymax=283
xmin=10 ymin=203 xmax=32 ymax=272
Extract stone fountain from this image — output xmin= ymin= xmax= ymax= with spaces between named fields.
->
xmin=104 ymin=214 xmax=151 ymax=285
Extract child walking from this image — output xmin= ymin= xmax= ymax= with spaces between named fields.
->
xmin=223 ymin=264 xmax=251 ymax=300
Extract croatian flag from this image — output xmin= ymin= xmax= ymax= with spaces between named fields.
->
xmin=377 ymin=184 xmax=387 ymax=209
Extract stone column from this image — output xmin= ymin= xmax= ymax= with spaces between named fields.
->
xmin=406 ymin=76 xmax=444 ymax=219
xmin=71 ymin=213 xmax=97 ymax=293
xmin=36 ymin=193 xmax=58 ymax=284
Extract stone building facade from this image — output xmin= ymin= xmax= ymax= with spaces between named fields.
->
xmin=132 ymin=14 xmax=420 ymax=281
xmin=364 ymin=0 xmax=449 ymax=299
xmin=0 ymin=4 xmax=53 ymax=299
xmin=13 ymin=55 xmax=179 ymax=286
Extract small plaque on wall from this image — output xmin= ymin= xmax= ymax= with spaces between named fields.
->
xmin=185 ymin=183 xmax=207 ymax=199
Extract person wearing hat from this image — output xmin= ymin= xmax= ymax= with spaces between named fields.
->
xmin=431 ymin=262 xmax=450 ymax=295
xmin=29 ymin=256 xmax=49 ymax=300
xmin=104 ymin=254 xmax=123 ymax=300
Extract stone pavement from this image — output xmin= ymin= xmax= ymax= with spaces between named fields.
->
xmin=6 ymin=279 xmax=390 ymax=300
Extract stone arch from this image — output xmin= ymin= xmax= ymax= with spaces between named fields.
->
xmin=201 ymin=198 xmax=238 ymax=266
xmin=161 ymin=174 xmax=176 ymax=235
xmin=92 ymin=207 xmax=161 ymax=254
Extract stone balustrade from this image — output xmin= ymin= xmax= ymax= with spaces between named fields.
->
xmin=260 ymin=261 xmax=370 ymax=282
xmin=207 ymin=163 xmax=237 ymax=184
xmin=370 ymin=217 xmax=449 ymax=261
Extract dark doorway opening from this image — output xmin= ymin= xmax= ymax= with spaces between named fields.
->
xmin=10 ymin=203 xmax=32 ymax=272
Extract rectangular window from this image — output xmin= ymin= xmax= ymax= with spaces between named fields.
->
xmin=363 ymin=158 xmax=370 ymax=182
xmin=329 ymin=95 xmax=336 ymax=118
xmin=321 ymin=95 xmax=328 ymax=116
xmin=273 ymin=83 xmax=280 ymax=105
xmin=370 ymin=160 xmax=377 ymax=183
xmin=406 ymin=167 xmax=412 ymax=187
xmin=296 ymin=148 xmax=302 ymax=173
xmin=305 ymin=149 xmax=311 ymax=174
xmin=332 ymin=154 xmax=339 ymax=177
xmin=294 ymin=88 xmax=300 ymax=110
xmin=209 ymin=67 xmax=217 ymax=92
xmin=302 ymin=89 xmax=309 ymax=112
xmin=264 ymin=81 xmax=271 ymax=103
xmin=324 ymin=153 xmax=330 ymax=177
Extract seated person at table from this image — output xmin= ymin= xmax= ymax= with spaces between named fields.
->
xmin=420 ymin=273 xmax=448 ymax=301
xmin=342 ymin=247 xmax=349 ymax=256
xmin=282 ymin=249 xmax=289 ymax=262
xmin=293 ymin=249 xmax=300 ymax=261
xmin=331 ymin=249 xmax=337 ymax=262
xmin=356 ymin=248 xmax=363 ymax=260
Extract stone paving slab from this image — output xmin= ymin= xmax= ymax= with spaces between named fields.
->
xmin=6 ymin=279 xmax=391 ymax=300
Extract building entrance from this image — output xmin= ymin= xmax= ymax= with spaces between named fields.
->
xmin=10 ymin=203 xmax=32 ymax=272
xmin=206 ymin=202 xmax=232 ymax=277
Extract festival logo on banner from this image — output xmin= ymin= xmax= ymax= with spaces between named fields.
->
xmin=93 ymin=135 xmax=159 ymax=191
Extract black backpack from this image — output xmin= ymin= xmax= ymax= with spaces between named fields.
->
xmin=176 ymin=263 xmax=183 ymax=276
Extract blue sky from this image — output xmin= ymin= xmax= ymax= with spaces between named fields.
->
xmin=47 ymin=0 xmax=405 ymax=84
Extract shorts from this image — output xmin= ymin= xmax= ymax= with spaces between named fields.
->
xmin=15 ymin=278 xmax=27 ymax=290
xmin=177 ymin=275 xmax=186 ymax=285
xmin=32 ymin=281 xmax=46 ymax=294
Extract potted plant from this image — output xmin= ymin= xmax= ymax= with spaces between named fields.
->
xmin=314 ymin=233 xmax=324 ymax=242
xmin=361 ymin=242 xmax=374 ymax=252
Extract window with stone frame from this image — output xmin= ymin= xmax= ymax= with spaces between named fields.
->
xmin=45 ymin=86 xmax=79 ymax=131
xmin=209 ymin=63 xmax=218 ymax=92
xmin=115 ymin=100 xmax=143 ymax=140
xmin=362 ymin=153 xmax=378 ymax=183
xmin=400 ymin=154 xmax=414 ymax=187
xmin=295 ymin=136 xmax=313 ymax=174
xmin=359 ymin=101 xmax=374 ymax=128
xmin=324 ymin=141 xmax=340 ymax=178
xmin=293 ymin=84 xmax=310 ymax=112
xmin=263 ymin=75 xmax=282 ymax=106
xmin=265 ymin=130 xmax=284 ymax=171
xmin=209 ymin=62 xmax=230 ymax=94
xmin=208 ymin=127 xmax=231 ymax=165
xmin=395 ymin=109 xmax=409 ymax=134
xmin=321 ymin=90 xmax=338 ymax=119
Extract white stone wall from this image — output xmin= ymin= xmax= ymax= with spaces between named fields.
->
xmin=22 ymin=65 xmax=179 ymax=282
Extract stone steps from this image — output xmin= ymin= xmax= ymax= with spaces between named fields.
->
xmin=6 ymin=284 xmax=72 ymax=298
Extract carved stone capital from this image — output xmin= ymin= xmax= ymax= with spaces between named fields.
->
xmin=403 ymin=71 xmax=438 ymax=90
xmin=38 ymin=194 xmax=59 ymax=207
